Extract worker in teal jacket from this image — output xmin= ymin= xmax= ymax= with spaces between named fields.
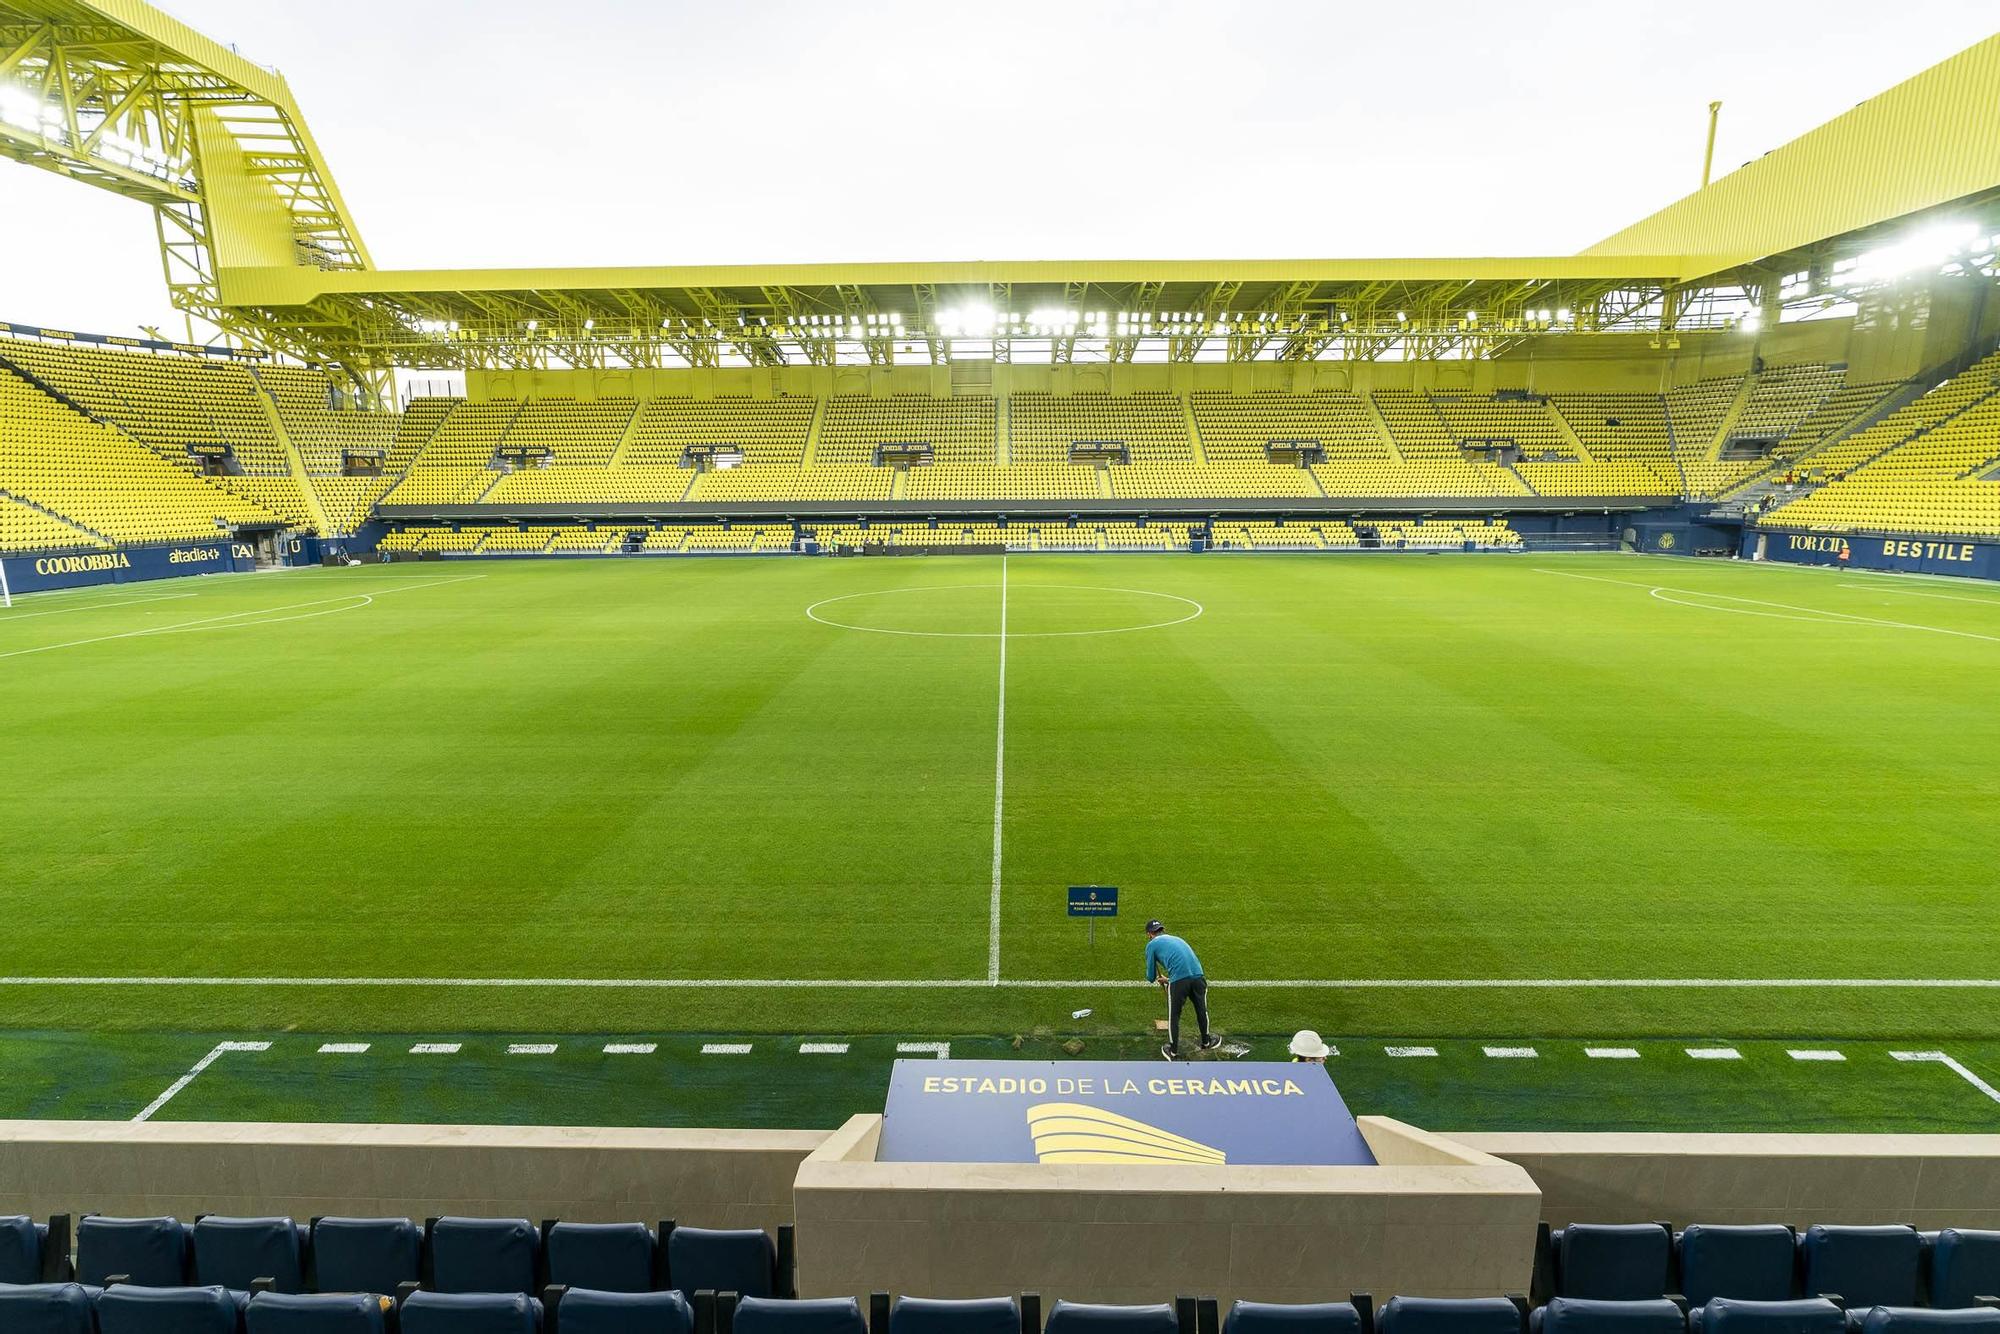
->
xmin=1143 ymin=918 xmax=1219 ymax=1060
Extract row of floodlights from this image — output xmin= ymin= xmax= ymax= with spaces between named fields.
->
xmin=0 ymin=86 xmax=178 ymax=176
xmin=420 ymin=308 xmax=1583 ymax=339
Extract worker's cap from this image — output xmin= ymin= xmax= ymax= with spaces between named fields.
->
xmin=1289 ymin=1030 xmax=1333 ymax=1059
xmin=1144 ymin=919 xmax=1164 ymax=934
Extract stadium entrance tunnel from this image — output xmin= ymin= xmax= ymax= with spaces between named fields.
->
xmin=805 ymin=582 xmax=1202 ymax=638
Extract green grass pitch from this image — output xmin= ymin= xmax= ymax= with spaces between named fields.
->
xmin=3 ymin=551 xmax=1999 ymax=1128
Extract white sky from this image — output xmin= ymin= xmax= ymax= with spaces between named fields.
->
xmin=1 ymin=0 xmax=1994 ymax=339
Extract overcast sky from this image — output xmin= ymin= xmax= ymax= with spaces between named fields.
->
xmin=1 ymin=0 xmax=1993 ymax=339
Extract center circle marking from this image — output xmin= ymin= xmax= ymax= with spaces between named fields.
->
xmin=805 ymin=583 xmax=1204 ymax=638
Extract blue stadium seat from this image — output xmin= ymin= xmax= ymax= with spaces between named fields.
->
xmin=1802 ymin=1227 xmax=1923 ymax=1308
xmin=1224 ymin=1300 xmax=1369 ymax=1334
xmin=1679 ymin=1227 xmax=1799 ymax=1306
xmin=1377 ymin=1298 xmax=1525 ymax=1334
xmin=1689 ymin=1298 xmax=1845 ymax=1334
xmin=1531 ymin=1298 xmax=1685 ymax=1334
xmin=1041 ymin=1302 xmax=1182 ymax=1334
xmin=888 ymin=1296 xmax=1023 ymax=1334
xmin=78 ymin=1217 xmax=192 ymax=1287
xmin=545 ymin=1224 xmax=657 ymax=1294
xmin=309 ymin=1219 xmax=422 ymax=1297
xmin=193 ymin=1218 xmax=309 ymax=1294
xmin=430 ymin=1219 xmax=541 ymax=1297
xmin=1845 ymin=1310 xmax=2000 ymax=1334
xmin=95 ymin=1284 xmax=247 ymax=1334
xmin=246 ymin=1293 xmax=393 ymax=1334
xmin=665 ymin=1229 xmax=779 ymax=1300
xmin=0 ymin=1282 xmax=96 ymax=1334
xmin=1552 ymin=1226 xmax=1674 ymax=1301
xmin=550 ymin=1289 xmax=693 ymax=1334
xmin=1930 ymin=1232 xmax=2000 ymax=1309
xmin=730 ymin=1296 xmax=866 ymax=1334
xmin=0 ymin=1216 xmax=70 ymax=1284
xmin=400 ymin=1292 xmax=542 ymax=1334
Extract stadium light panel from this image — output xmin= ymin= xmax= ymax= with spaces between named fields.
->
xmin=1855 ymin=221 xmax=1982 ymax=281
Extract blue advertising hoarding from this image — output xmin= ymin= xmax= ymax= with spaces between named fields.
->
xmin=878 ymin=1059 xmax=1377 ymax=1166
xmin=1750 ymin=529 xmax=2000 ymax=581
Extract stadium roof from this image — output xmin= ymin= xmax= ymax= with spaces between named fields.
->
xmin=2 ymin=2 xmax=1997 ymax=381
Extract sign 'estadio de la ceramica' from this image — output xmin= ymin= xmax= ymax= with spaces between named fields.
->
xmin=876 ymin=1059 xmax=1377 ymax=1166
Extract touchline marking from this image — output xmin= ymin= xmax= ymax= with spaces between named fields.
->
xmin=409 ymin=1042 xmax=460 ymax=1054
xmin=989 ymin=555 xmax=1007 ymax=984
xmin=1890 ymin=1050 xmax=2000 ymax=1105
xmin=603 ymin=1042 xmax=656 ymax=1054
xmin=0 ymin=593 xmax=196 ymax=622
xmin=1789 ymin=1049 xmax=1846 ymax=1061
xmin=133 ymin=1040 xmax=270 ymax=1122
xmin=1585 ymin=1047 xmax=1640 ymax=1059
xmin=0 ymin=575 xmax=485 ymax=662
xmin=800 ymin=1042 xmax=850 ymax=1054
xmin=1839 ymin=583 xmax=2000 ymax=607
xmin=1385 ymin=1046 xmax=1438 ymax=1057
xmin=701 ymin=1043 xmax=752 ymax=1055
xmin=507 ymin=1043 xmax=557 ymax=1055
xmin=1687 ymin=1046 xmax=1742 ymax=1060
xmin=1484 ymin=1046 xmax=1537 ymax=1058
xmin=318 ymin=1042 xmax=370 ymax=1054
xmin=11 ymin=976 xmax=2000 ymax=990
xmin=898 ymin=1041 xmax=951 ymax=1057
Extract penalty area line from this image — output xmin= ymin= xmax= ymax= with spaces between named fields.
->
xmin=14 ymin=976 xmax=2000 ymax=990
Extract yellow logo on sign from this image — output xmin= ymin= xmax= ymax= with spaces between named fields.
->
xmin=1025 ymin=1102 xmax=1227 ymax=1165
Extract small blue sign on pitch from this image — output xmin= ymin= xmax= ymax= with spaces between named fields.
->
xmin=1068 ymin=885 xmax=1119 ymax=917
xmin=878 ymin=1059 xmax=1378 ymax=1166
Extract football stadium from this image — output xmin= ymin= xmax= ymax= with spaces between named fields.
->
xmin=2 ymin=0 xmax=2000 ymax=1324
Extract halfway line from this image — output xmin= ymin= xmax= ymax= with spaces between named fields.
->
xmin=988 ymin=554 xmax=1007 ymax=984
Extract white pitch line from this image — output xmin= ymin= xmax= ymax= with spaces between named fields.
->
xmin=1484 ymin=1046 xmax=1538 ymax=1058
xmin=800 ymin=1042 xmax=850 ymax=1054
xmin=1789 ymin=1049 xmax=1846 ymax=1061
xmin=1537 ymin=567 xmax=2000 ymax=644
xmin=1891 ymin=1050 xmax=2000 ymax=1104
xmin=1385 ymin=1045 xmax=1438 ymax=1057
xmin=0 ymin=593 xmax=196 ymax=622
xmin=1839 ymin=584 xmax=2000 ymax=607
xmin=133 ymin=1040 xmax=270 ymax=1122
xmin=1586 ymin=1047 xmax=1640 ymax=1059
xmin=9 ymin=975 xmax=2000 ymax=990
xmin=507 ymin=1043 xmax=557 ymax=1055
xmin=987 ymin=555 xmax=1007 ymax=985
xmin=318 ymin=1042 xmax=370 ymax=1054
xmin=409 ymin=1042 xmax=460 ymax=1054
xmin=701 ymin=1043 xmax=752 ymax=1054
xmin=1687 ymin=1046 xmax=1742 ymax=1060
xmin=603 ymin=1043 xmax=656 ymax=1054
xmin=898 ymin=1041 xmax=951 ymax=1056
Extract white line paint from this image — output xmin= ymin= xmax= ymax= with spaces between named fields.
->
xmin=9 ymin=975 xmax=2000 ymax=990
xmin=0 ymin=575 xmax=485 ymax=663
xmin=897 ymin=1042 xmax=951 ymax=1057
xmin=1891 ymin=1050 xmax=2000 ymax=1104
xmin=800 ymin=1042 xmax=850 ymax=1054
xmin=1586 ymin=1047 xmax=1641 ymax=1059
xmin=133 ymin=1040 xmax=270 ymax=1122
xmin=701 ymin=1043 xmax=752 ymax=1054
xmin=804 ymin=582 xmax=1203 ymax=640
xmin=1687 ymin=1047 xmax=1742 ymax=1060
xmin=0 ymin=593 xmax=196 ymax=622
xmin=603 ymin=1043 xmax=656 ymax=1054
xmin=1537 ymin=568 xmax=2000 ymax=644
xmin=1788 ymin=1049 xmax=1846 ymax=1061
xmin=318 ymin=1042 xmax=370 ymax=1054
xmin=1484 ymin=1046 xmax=1538 ymax=1058
xmin=409 ymin=1042 xmax=460 ymax=1054
xmin=1839 ymin=583 xmax=2000 ymax=607
xmin=507 ymin=1043 xmax=557 ymax=1055
xmin=1385 ymin=1046 xmax=1438 ymax=1057
xmin=988 ymin=557 xmax=1008 ymax=984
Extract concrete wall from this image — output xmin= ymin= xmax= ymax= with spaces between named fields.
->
xmin=1458 ymin=1133 xmax=2000 ymax=1230
xmin=792 ymin=1115 xmax=1541 ymax=1306
xmin=0 ymin=1120 xmax=822 ymax=1233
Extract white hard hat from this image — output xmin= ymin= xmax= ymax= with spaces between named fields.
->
xmin=1288 ymin=1029 xmax=1333 ymax=1059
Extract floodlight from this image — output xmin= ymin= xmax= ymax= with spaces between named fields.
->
xmin=1556 ymin=307 xmax=1572 ymax=322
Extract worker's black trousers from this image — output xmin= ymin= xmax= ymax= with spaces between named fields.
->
xmin=1167 ymin=975 xmax=1211 ymax=1051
